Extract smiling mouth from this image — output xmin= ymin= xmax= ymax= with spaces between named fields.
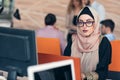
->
xmin=83 ymin=30 xmax=88 ymax=33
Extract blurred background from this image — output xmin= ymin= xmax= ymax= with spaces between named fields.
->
xmin=0 ymin=0 xmax=120 ymax=39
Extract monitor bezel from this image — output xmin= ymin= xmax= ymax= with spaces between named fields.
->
xmin=28 ymin=59 xmax=76 ymax=80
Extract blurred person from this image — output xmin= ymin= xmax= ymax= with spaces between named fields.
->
xmin=100 ymin=19 xmax=115 ymax=41
xmin=82 ymin=0 xmax=105 ymax=21
xmin=66 ymin=0 xmax=83 ymax=42
xmin=36 ymin=13 xmax=66 ymax=54
xmin=64 ymin=6 xmax=111 ymax=80
xmin=82 ymin=0 xmax=90 ymax=6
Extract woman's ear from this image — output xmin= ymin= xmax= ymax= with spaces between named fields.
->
xmin=106 ymin=27 xmax=111 ymax=33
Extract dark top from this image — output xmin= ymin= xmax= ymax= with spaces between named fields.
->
xmin=67 ymin=15 xmax=77 ymax=42
xmin=72 ymin=15 xmax=77 ymax=26
xmin=64 ymin=37 xmax=112 ymax=80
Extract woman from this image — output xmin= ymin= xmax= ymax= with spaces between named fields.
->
xmin=64 ymin=6 xmax=111 ymax=80
xmin=66 ymin=0 xmax=83 ymax=42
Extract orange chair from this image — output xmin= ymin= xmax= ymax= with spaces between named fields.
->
xmin=109 ymin=40 xmax=120 ymax=71
xmin=38 ymin=53 xmax=81 ymax=80
xmin=108 ymin=40 xmax=120 ymax=79
xmin=36 ymin=37 xmax=61 ymax=55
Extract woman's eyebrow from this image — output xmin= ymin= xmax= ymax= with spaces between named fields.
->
xmin=86 ymin=19 xmax=94 ymax=21
xmin=78 ymin=19 xmax=83 ymax=22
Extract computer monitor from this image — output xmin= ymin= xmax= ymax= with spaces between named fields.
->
xmin=0 ymin=27 xmax=38 ymax=80
xmin=28 ymin=59 xmax=76 ymax=80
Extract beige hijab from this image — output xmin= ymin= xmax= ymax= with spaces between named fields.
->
xmin=71 ymin=6 xmax=100 ymax=73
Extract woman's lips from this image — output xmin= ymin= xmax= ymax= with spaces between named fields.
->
xmin=83 ymin=30 xmax=88 ymax=33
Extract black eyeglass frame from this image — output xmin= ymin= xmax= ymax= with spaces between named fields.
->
xmin=77 ymin=21 xmax=95 ymax=27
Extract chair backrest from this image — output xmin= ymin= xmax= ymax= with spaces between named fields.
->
xmin=109 ymin=40 xmax=120 ymax=71
xmin=36 ymin=37 xmax=61 ymax=55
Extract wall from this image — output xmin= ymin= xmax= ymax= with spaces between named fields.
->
xmin=13 ymin=0 xmax=120 ymax=39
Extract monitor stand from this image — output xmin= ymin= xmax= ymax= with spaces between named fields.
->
xmin=7 ymin=69 xmax=17 ymax=80
xmin=6 ymin=66 xmax=21 ymax=80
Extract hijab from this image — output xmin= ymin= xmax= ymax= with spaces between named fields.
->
xmin=71 ymin=6 xmax=101 ymax=73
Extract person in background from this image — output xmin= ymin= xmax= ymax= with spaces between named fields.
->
xmin=36 ymin=13 xmax=66 ymax=54
xmin=64 ymin=6 xmax=111 ymax=80
xmin=82 ymin=0 xmax=105 ymax=21
xmin=100 ymin=19 xmax=115 ymax=41
xmin=82 ymin=0 xmax=90 ymax=6
xmin=66 ymin=0 xmax=83 ymax=42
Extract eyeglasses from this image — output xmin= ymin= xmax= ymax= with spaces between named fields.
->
xmin=77 ymin=21 xmax=95 ymax=27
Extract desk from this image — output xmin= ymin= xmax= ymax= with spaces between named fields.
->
xmin=0 ymin=70 xmax=28 ymax=80
xmin=0 ymin=53 xmax=81 ymax=80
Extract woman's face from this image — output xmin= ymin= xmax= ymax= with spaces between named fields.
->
xmin=77 ymin=14 xmax=95 ymax=37
xmin=73 ymin=0 xmax=80 ymax=7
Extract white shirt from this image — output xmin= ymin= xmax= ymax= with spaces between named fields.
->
xmin=105 ymin=33 xmax=115 ymax=41
xmin=91 ymin=1 xmax=105 ymax=21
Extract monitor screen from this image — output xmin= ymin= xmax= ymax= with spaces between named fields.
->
xmin=28 ymin=59 xmax=76 ymax=80
xmin=0 ymin=27 xmax=38 ymax=80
